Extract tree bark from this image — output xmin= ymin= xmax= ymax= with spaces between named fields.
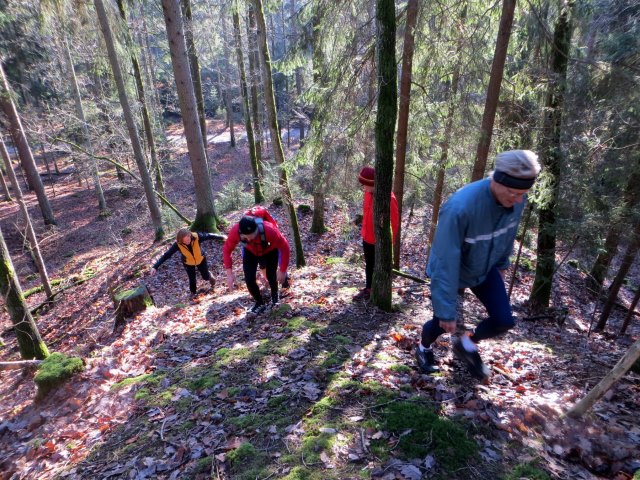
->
xmin=0 ymin=64 xmax=56 ymax=226
xmin=247 ymin=4 xmax=264 ymax=174
xmin=253 ymin=0 xmax=305 ymax=266
xmin=94 ymin=0 xmax=164 ymax=240
xmin=620 ymin=285 xmax=640 ymax=335
xmin=0 ymin=225 xmax=49 ymax=360
xmin=232 ymin=7 xmax=264 ymax=203
xmin=221 ymin=11 xmax=236 ymax=148
xmin=0 ymin=134 xmax=52 ymax=298
xmin=0 ymin=163 xmax=12 ymax=202
xmin=470 ymin=0 xmax=517 ymax=182
xmin=566 ymin=338 xmax=640 ymax=418
xmin=392 ymin=0 xmax=418 ymax=270
xmin=529 ymin=1 xmax=574 ymax=311
xmin=161 ymin=0 xmax=219 ymax=231
xmin=371 ymin=0 xmax=397 ymax=312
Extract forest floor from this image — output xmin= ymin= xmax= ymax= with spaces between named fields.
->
xmin=0 ymin=119 xmax=639 ymax=480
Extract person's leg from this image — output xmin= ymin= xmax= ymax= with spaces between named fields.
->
xmin=242 ymin=250 xmax=262 ymax=304
xmin=416 ymin=316 xmax=445 ymax=373
xmin=469 ymin=267 xmax=515 ymax=343
xmin=263 ymin=249 xmax=279 ymax=304
xmin=420 ymin=317 xmax=446 ymax=348
xmin=197 ymin=257 xmax=215 ymax=288
xmin=183 ymin=264 xmax=197 ymax=294
xmin=363 ymin=240 xmax=375 ymax=289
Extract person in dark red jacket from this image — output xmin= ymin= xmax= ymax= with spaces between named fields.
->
xmin=354 ymin=166 xmax=399 ymax=300
xmin=223 ymin=215 xmax=291 ymax=314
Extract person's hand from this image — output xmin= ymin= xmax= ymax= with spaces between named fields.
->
xmin=225 ymin=269 xmax=236 ymax=290
xmin=149 ymin=267 xmax=157 ymax=276
xmin=277 ymin=270 xmax=286 ymax=284
xmin=439 ymin=320 xmax=456 ymax=334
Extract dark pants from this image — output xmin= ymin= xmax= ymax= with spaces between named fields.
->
xmin=243 ymin=248 xmax=279 ymax=304
xmin=421 ymin=267 xmax=515 ymax=347
xmin=183 ymin=257 xmax=211 ymax=294
xmin=363 ymin=240 xmax=375 ymax=289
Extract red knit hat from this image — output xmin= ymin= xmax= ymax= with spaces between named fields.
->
xmin=358 ymin=166 xmax=375 ymax=187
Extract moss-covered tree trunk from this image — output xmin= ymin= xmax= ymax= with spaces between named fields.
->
xmin=0 ymin=64 xmax=56 ymax=226
xmin=161 ymin=0 xmax=219 ymax=232
xmin=221 ymin=11 xmax=236 ymax=148
xmin=371 ymin=0 xmax=397 ymax=312
xmin=246 ymin=4 xmax=264 ymax=174
xmin=529 ymin=1 xmax=574 ymax=311
xmin=232 ymin=7 xmax=264 ymax=204
xmin=253 ymin=0 xmax=305 ymax=267
xmin=0 ymin=225 xmax=49 ymax=360
xmin=94 ymin=0 xmax=164 ymax=240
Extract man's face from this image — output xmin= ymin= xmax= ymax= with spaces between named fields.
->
xmin=240 ymin=231 xmax=258 ymax=244
xmin=491 ymin=181 xmax=530 ymax=208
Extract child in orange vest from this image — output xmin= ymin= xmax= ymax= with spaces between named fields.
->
xmin=150 ymin=228 xmax=226 ymax=295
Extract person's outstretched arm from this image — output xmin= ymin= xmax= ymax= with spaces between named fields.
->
xmin=150 ymin=243 xmax=179 ymax=275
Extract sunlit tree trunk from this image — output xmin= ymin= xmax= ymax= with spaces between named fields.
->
xmin=371 ymin=0 xmax=397 ymax=311
xmin=620 ymin=285 xmax=640 ymax=335
xmin=161 ymin=0 xmax=219 ymax=231
xmin=0 ymin=163 xmax=12 ymax=202
xmin=232 ymin=7 xmax=264 ymax=203
xmin=529 ymin=1 xmax=574 ymax=311
xmin=0 ymin=134 xmax=52 ymax=298
xmin=94 ymin=0 xmax=164 ymax=239
xmin=0 ymin=64 xmax=56 ymax=226
xmin=221 ymin=11 xmax=236 ymax=148
xmin=0 ymin=225 xmax=49 ymax=360
xmin=470 ymin=0 xmax=516 ymax=182
xmin=253 ymin=0 xmax=305 ymax=266
xmin=247 ymin=4 xmax=264 ymax=173
xmin=392 ymin=0 xmax=418 ymax=269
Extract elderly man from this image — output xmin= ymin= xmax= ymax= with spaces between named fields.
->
xmin=416 ymin=150 xmax=541 ymax=380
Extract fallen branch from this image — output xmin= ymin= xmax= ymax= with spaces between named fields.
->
xmin=30 ymin=275 xmax=94 ymax=314
xmin=0 ymin=360 xmax=42 ymax=370
xmin=392 ymin=269 xmax=428 ymax=284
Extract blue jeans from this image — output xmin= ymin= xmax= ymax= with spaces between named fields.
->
xmin=421 ymin=267 xmax=515 ymax=347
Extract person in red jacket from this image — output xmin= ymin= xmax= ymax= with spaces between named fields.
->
xmin=223 ymin=215 xmax=291 ymax=314
xmin=354 ymin=166 xmax=399 ymax=300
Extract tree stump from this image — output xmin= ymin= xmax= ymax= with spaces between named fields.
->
xmin=112 ymin=284 xmax=154 ymax=331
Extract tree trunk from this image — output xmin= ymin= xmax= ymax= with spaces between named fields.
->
xmin=232 ymin=8 xmax=264 ymax=203
xmin=620 ymin=285 xmax=640 ymax=335
xmin=181 ymin=0 xmax=209 ymax=154
xmin=0 ymin=225 xmax=49 ymax=360
xmin=94 ymin=0 xmax=164 ymax=240
xmin=117 ymin=0 xmax=165 ymax=197
xmin=392 ymin=0 xmax=418 ymax=270
xmin=528 ymin=1 xmax=574 ymax=311
xmin=221 ymin=11 xmax=236 ymax=148
xmin=595 ymin=222 xmax=640 ymax=331
xmin=253 ymin=0 xmax=305 ymax=267
xmin=0 ymin=134 xmax=52 ymax=299
xmin=0 ymin=163 xmax=12 ymax=202
xmin=470 ymin=0 xmax=517 ymax=182
xmin=0 ymin=64 xmax=56 ymax=226
xmin=566 ymin=338 xmax=640 ymax=418
xmin=161 ymin=0 xmax=219 ymax=232
xmin=247 ymin=4 xmax=264 ymax=174
xmin=371 ymin=0 xmax=397 ymax=312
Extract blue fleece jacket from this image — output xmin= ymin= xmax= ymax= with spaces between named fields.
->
xmin=426 ymin=178 xmax=525 ymax=321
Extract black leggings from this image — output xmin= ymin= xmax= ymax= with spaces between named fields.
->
xmin=183 ymin=257 xmax=211 ymax=294
xmin=363 ymin=240 xmax=375 ymax=289
xmin=243 ymin=248 xmax=279 ymax=304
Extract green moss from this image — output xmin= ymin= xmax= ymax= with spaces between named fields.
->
xmin=111 ymin=374 xmax=155 ymax=390
xmin=134 ymin=388 xmax=150 ymax=401
xmin=194 ymin=456 xmax=212 ymax=473
xmin=185 ymin=373 xmax=220 ymax=391
xmin=325 ymin=257 xmax=345 ymax=265
xmin=300 ymin=432 xmax=335 ymax=463
xmin=634 ymin=469 xmax=640 ymax=480
xmin=504 ymin=462 xmax=550 ymax=480
xmin=34 ymin=353 xmax=84 ymax=400
xmin=284 ymin=316 xmax=314 ymax=331
xmin=388 ymin=364 xmax=412 ymax=374
xmin=267 ymin=395 xmax=287 ymax=408
xmin=270 ymin=303 xmax=293 ymax=318
xmin=23 ymin=278 xmax=63 ymax=298
xmin=190 ymin=216 xmax=219 ymax=233
xmin=227 ymin=442 xmax=268 ymax=480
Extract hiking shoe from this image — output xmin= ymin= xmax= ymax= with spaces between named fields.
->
xmin=352 ymin=288 xmax=371 ymax=301
xmin=453 ymin=338 xmax=490 ymax=381
xmin=208 ymin=275 xmax=216 ymax=289
xmin=415 ymin=346 xmax=439 ymax=374
xmin=250 ymin=303 xmax=267 ymax=315
xmin=282 ymin=273 xmax=290 ymax=289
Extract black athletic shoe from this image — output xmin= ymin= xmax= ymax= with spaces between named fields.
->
xmin=250 ymin=303 xmax=267 ymax=315
xmin=415 ymin=345 xmax=439 ymax=374
xmin=453 ymin=338 xmax=490 ymax=380
xmin=282 ymin=274 xmax=290 ymax=289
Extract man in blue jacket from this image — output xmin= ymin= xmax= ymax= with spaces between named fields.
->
xmin=416 ymin=150 xmax=541 ymax=380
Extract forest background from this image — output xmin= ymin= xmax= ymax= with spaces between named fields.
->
xmin=0 ymin=0 xmax=639 ymax=479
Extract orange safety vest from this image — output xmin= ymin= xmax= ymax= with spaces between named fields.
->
xmin=177 ymin=233 xmax=204 ymax=266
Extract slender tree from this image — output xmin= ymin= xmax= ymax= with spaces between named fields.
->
xmin=253 ymin=0 xmax=305 ymax=266
xmin=0 ymin=133 xmax=52 ymax=298
xmin=392 ymin=0 xmax=418 ymax=269
xmin=221 ymin=10 xmax=236 ymax=148
xmin=371 ymin=0 xmax=397 ymax=311
xmin=529 ymin=1 xmax=574 ymax=310
xmin=161 ymin=0 xmax=219 ymax=231
xmin=470 ymin=0 xmax=517 ymax=182
xmin=0 ymin=63 xmax=56 ymax=226
xmin=0 ymin=163 xmax=12 ymax=201
xmin=247 ymin=3 xmax=264 ymax=172
xmin=0 ymin=225 xmax=49 ymax=360
xmin=232 ymin=6 xmax=264 ymax=203
xmin=94 ymin=0 xmax=164 ymax=239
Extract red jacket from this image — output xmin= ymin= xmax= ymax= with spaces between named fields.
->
xmin=223 ymin=221 xmax=290 ymax=271
xmin=361 ymin=191 xmax=399 ymax=244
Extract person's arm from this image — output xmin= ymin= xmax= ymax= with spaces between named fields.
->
xmin=267 ymin=225 xmax=290 ymax=282
xmin=428 ymin=203 xmax=466 ymax=326
xmin=197 ymin=232 xmax=227 ymax=243
xmin=222 ymin=226 xmax=240 ymax=289
xmin=151 ymin=243 xmax=179 ymax=272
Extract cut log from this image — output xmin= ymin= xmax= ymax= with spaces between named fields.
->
xmin=112 ymin=283 xmax=154 ymax=331
xmin=0 ymin=359 xmax=42 ymax=370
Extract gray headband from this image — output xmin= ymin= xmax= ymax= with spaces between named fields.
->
xmin=493 ymin=170 xmax=536 ymax=189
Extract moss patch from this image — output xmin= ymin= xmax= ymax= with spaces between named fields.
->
xmin=504 ymin=462 xmax=550 ymax=480
xmin=227 ymin=442 xmax=269 ymax=480
xmin=34 ymin=353 xmax=84 ymax=400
